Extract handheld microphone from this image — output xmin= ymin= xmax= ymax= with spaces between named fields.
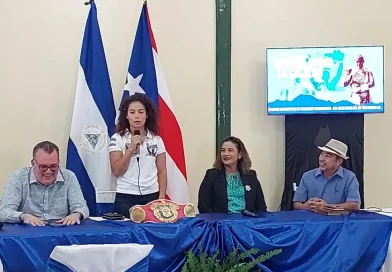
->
xmin=133 ymin=130 xmax=142 ymax=196
xmin=241 ymin=209 xmax=258 ymax=218
xmin=134 ymin=130 xmax=141 ymax=161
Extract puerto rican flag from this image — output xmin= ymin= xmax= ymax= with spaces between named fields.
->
xmin=122 ymin=2 xmax=189 ymax=203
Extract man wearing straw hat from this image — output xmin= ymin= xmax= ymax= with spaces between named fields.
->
xmin=293 ymin=139 xmax=360 ymax=214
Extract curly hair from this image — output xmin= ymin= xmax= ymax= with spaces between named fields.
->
xmin=116 ymin=93 xmax=159 ymax=136
xmin=213 ymin=136 xmax=252 ymax=174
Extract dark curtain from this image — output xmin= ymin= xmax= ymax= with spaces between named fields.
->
xmin=280 ymin=114 xmax=364 ymax=210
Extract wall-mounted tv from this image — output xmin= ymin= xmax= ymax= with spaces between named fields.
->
xmin=266 ymin=45 xmax=384 ymax=115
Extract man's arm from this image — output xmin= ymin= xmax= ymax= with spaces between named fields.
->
xmin=67 ymin=173 xmax=89 ymax=220
xmin=368 ymin=71 xmax=375 ymax=88
xmin=293 ymin=177 xmax=309 ymax=210
xmin=293 ymin=202 xmax=305 ymax=210
xmin=337 ymin=176 xmax=361 ymax=211
xmin=0 ymin=172 xmax=24 ymax=223
xmin=343 ymin=69 xmax=353 ymax=87
xmin=337 ymin=202 xmax=360 ymax=211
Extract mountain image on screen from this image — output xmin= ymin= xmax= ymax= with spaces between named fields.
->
xmin=268 ymin=95 xmax=382 ymax=108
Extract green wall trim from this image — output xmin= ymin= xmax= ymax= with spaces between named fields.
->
xmin=215 ymin=0 xmax=231 ymax=152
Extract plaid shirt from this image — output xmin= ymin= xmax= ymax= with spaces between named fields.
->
xmin=0 ymin=167 xmax=89 ymax=223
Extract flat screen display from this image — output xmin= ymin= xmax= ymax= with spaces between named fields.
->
xmin=266 ymin=45 xmax=384 ymax=115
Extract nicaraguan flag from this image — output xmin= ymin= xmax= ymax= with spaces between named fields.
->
xmin=121 ymin=2 xmax=189 ymax=203
xmin=66 ymin=2 xmax=116 ymax=216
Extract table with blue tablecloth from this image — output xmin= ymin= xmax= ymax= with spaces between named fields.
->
xmin=0 ymin=211 xmax=391 ymax=272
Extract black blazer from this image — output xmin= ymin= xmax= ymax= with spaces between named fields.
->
xmin=198 ymin=168 xmax=267 ymax=213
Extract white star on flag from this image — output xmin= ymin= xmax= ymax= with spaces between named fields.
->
xmin=124 ymin=73 xmax=144 ymax=95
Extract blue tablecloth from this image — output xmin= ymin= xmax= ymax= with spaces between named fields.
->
xmin=0 ymin=211 xmax=391 ymax=272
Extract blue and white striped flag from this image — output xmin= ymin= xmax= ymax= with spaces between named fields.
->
xmin=66 ymin=2 xmax=116 ymax=216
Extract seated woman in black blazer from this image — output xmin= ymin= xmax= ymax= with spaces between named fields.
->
xmin=198 ymin=136 xmax=267 ymax=213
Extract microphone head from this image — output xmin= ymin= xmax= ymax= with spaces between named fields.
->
xmin=241 ymin=209 xmax=258 ymax=218
xmin=134 ymin=130 xmax=140 ymax=136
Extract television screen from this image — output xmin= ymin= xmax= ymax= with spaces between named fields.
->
xmin=266 ymin=45 xmax=384 ymax=115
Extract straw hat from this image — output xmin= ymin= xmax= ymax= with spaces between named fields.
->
xmin=317 ymin=139 xmax=349 ymax=160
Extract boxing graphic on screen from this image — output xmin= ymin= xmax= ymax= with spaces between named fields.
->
xmin=343 ymin=55 xmax=375 ymax=105
xmin=266 ymin=46 xmax=384 ymax=115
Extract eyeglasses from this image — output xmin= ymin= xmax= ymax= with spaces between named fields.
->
xmin=33 ymin=160 xmax=59 ymax=172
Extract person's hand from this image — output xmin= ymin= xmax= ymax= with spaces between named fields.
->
xmin=309 ymin=198 xmax=329 ymax=214
xmin=20 ymin=214 xmax=46 ymax=227
xmin=300 ymin=200 xmax=311 ymax=210
xmin=128 ymin=134 xmax=142 ymax=153
xmin=56 ymin=212 xmax=81 ymax=226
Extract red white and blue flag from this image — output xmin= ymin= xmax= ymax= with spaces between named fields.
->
xmin=121 ymin=3 xmax=189 ymax=203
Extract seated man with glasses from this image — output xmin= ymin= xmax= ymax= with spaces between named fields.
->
xmin=0 ymin=141 xmax=89 ymax=226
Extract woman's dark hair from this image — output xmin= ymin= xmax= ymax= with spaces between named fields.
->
xmin=213 ymin=136 xmax=252 ymax=174
xmin=116 ymin=93 xmax=159 ymax=136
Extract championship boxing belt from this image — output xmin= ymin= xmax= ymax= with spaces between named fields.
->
xmin=129 ymin=199 xmax=196 ymax=223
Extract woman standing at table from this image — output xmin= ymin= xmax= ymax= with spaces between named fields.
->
xmin=109 ymin=93 xmax=167 ymax=217
xmin=198 ymin=136 xmax=267 ymax=214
